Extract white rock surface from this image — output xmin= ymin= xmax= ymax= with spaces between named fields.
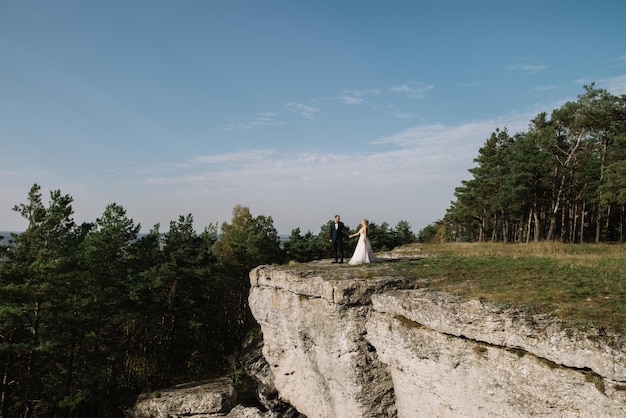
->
xmin=373 ymin=289 xmax=626 ymax=381
xmin=249 ymin=264 xmax=410 ymax=418
xmin=369 ymin=290 xmax=626 ymax=417
xmin=249 ymin=263 xmax=626 ymax=418
xmin=132 ymin=378 xmax=236 ymax=417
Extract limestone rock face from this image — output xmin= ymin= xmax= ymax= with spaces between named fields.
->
xmin=373 ymin=289 xmax=626 ymax=381
xmin=132 ymin=378 xmax=236 ymax=417
xmin=239 ymin=332 xmax=305 ymax=417
xmin=368 ymin=290 xmax=626 ymax=417
xmin=249 ymin=263 xmax=626 ymax=418
xmin=225 ymin=405 xmax=274 ymax=418
xmin=248 ymin=264 xmax=414 ymax=418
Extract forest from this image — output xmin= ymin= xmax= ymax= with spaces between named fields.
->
xmin=420 ymin=84 xmax=626 ymax=244
xmin=0 ymin=185 xmax=415 ymax=418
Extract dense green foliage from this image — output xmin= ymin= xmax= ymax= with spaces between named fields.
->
xmin=0 ymin=186 xmax=415 ymax=417
xmin=422 ymin=84 xmax=626 ymax=243
xmin=0 ymin=188 xmax=283 ymax=417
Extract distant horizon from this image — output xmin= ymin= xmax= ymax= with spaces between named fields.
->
xmin=1 ymin=230 xmax=314 ymax=246
xmin=0 ymin=220 xmax=395 ymax=239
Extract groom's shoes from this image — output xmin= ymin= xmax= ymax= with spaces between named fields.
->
xmin=339 ymin=260 xmax=344 ymax=264
xmin=332 ymin=260 xmax=338 ymax=263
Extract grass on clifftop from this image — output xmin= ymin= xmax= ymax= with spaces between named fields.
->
xmin=393 ymin=242 xmax=626 ymax=333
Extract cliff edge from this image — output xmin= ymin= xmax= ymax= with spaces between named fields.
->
xmin=249 ymin=260 xmax=626 ymax=417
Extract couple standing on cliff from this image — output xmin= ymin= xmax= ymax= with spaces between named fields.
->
xmin=329 ymin=214 xmax=381 ymax=265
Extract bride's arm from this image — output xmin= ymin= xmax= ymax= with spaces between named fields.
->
xmin=349 ymin=227 xmax=363 ymax=238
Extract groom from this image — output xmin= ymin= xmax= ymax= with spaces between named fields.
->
xmin=329 ymin=214 xmax=346 ymax=263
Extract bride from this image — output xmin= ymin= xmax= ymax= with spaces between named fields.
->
xmin=348 ymin=219 xmax=381 ymax=265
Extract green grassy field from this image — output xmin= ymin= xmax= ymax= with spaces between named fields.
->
xmin=395 ymin=242 xmax=626 ymax=333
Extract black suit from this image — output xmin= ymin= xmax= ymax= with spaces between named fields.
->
xmin=330 ymin=220 xmax=346 ymax=262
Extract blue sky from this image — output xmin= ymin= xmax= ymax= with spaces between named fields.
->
xmin=2 ymin=1 xmax=626 ymax=235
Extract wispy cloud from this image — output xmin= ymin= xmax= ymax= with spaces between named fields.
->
xmin=372 ymin=122 xmax=488 ymax=150
xmin=0 ymin=170 xmax=23 ymax=177
xmin=530 ymin=85 xmax=560 ymax=93
xmin=226 ymin=112 xmax=282 ymax=132
xmin=574 ymin=75 xmax=626 ymax=96
xmin=605 ymin=54 xmax=626 ymax=70
xmin=599 ymin=74 xmax=626 ymax=95
xmin=389 ymin=83 xmax=434 ymax=99
xmin=506 ymin=64 xmax=549 ymax=74
xmin=339 ymin=95 xmax=364 ymax=105
xmin=387 ymin=106 xmax=413 ymax=119
xmin=458 ymin=81 xmax=484 ymax=87
xmin=373 ymin=113 xmax=532 ymax=151
xmin=191 ymin=149 xmax=277 ymax=165
xmin=285 ymin=102 xmax=320 ymax=118
xmin=136 ymin=112 xmax=535 ymax=201
xmin=338 ymin=88 xmax=382 ymax=105
xmin=141 ymin=174 xmax=210 ymax=186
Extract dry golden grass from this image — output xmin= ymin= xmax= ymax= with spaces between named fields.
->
xmin=415 ymin=241 xmax=622 ymax=259
xmin=396 ymin=242 xmax=626 ymax=333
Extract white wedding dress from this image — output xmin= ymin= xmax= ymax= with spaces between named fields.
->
xmin=349 ymin=230 xmax=381 ymax=265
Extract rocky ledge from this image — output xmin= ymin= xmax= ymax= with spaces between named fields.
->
xmin=132 ymin=378 xmax=236 ymax=417
xmin=248 ymin=259 xmax=626 ymax=418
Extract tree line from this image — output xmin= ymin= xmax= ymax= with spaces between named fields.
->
xmin=419 ymin=84 xmax=626 ymax=243
xmin=0 ymin=184 xmax=416 ymax=418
